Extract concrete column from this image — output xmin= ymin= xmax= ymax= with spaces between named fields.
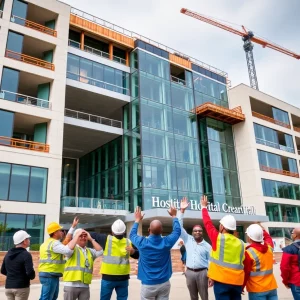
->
xmin=109 ymin=42 xmax=113 ymax=60
xmin=126 ymin=221 xmax=142 ymax=238
xmin=80 ymin=31 xmax=84 ymax=50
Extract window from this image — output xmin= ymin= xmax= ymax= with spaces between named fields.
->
xmin=266 ymin=203 xmax=299 ymax=223
xmin=171 ymin=84 xmax=194 ymax=111
xmin=0 ymin=213 xmax=44 ymax=250
xmin=0 ymin=109 xmax=14 ymax=139
xmin=0 ymin=163 xmax=48 ymax=203
xmin=11 ymin=0 xmax=28 ymax=26
xmin=6 ymin=31 xmax=24 ymax=53
xmin=1 ymin=68 xmax=20 ymax=101
xmin=258 ymin=150 xmax=282 ymax=170
xmin=272 ymin=107 xmax=289 ymax=125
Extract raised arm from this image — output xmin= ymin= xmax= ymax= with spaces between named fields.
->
xmin=129 ymin=206 xmax=145 ymax=248
xmin=62 ymin=216 xmax=79 ymax=245
xmin=178 ymin=197 xmax=190 ymax=243
xmin=201 ymin=195 xmax=219 ymax=250
xmin=164 ymin=206 xmax=181 ymax=248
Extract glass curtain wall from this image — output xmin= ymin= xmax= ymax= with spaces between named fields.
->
xmin=266 ymin=203 xmax=299 ymax=223
xmin=199 ymin=118 xmax=241 ymax=207
xmin=61 ymin=158 xmax=77 ymax=197
xmin=125 ymin=49 xmax=203 ymax=211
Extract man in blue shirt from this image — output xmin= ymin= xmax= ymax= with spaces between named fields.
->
xmin=179 ymin=197 xmax=211 ymax=300
xmin=130 ymin=206 xmax=181 ymax=300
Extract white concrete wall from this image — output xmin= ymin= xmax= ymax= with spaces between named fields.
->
xmin=0 ymin=0 xmax=71 ymax=241
xmin=229 ymin=84 xmax=300 ymax=231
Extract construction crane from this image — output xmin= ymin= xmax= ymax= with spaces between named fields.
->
xmin=181 ymin=8 xmax=300 ymax=91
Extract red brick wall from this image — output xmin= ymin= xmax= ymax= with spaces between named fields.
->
xmin=0 ymin=250 xmax=183 ymax=286
xmin=0 ymin=250 xmax=282 ymax=286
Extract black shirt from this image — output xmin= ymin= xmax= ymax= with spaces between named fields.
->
xmin=1 ymin=247 xmax=35 ymax=288
xmin=90 ymin=232 xmax=139 ymax=281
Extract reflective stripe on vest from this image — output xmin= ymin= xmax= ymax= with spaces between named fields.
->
xmin=247 ymin=247 xmax=273 ymax=277
xmin=39 ymin=240 xmax=65 ymax=265
xmin=209 ymin=234 xmax=245 ymax=270
xmin=64 ymin=247 xmax=93 ymax=274
xmin=102 ymin=235 xmax=130 ymax=265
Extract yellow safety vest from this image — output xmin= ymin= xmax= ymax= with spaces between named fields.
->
xmin=100 ymin=235 xmax=130 ymax=275
xmin=38 ymin=238 xmax=65 ymax=274
xmin=63 ymin=246 xmax=94 ymax=285
xmin=246 ymin=246 xmax=277 ymax=292
xmin=208 ymin=233 xmax=245 ymax=285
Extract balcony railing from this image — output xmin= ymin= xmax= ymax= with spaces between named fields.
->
xmin=5 ymin=49 xmax=55 ymax=71
xmin=0 ymin=136 xmax=49 ymax=152
xmin=65 ymin=108 xmax=122 ymax=128
xmin=293 ymin=126 xmax=300 ymax=133
xmin=68 ymin=40 xmax=126 ymax=65
xmin=61 ymin=196 xmax=126 ymax=210
xmin=255 ymin=138 xmax=294 ymax=153
xmin=171 ymin=75 xmax=186 ymax=86
xmin=252 ymin=111 xmax=291 ymax=129
xmin=0 ymin=90 xmax=51 ymax=109
xmin=67 ymin=71 xmax=130 ymax=95
xmin=260 ymin=165 xmax=299 ymax=178
xmin=11 ymin=15 xmax=57 ymax=37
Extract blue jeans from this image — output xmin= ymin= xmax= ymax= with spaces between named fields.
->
xmin=291 ymin=284 xmax=300 ymax=300
xmin=214 ymin=281 xmax=242 ymax=300
xmin=100 ymin=279 xmax=129 ymax=300
xmin=39 ymin=276 xmax=60 ymax=300
xmin=248 ymin=289 xmax=278 ymax=300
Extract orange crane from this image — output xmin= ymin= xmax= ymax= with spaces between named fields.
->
xmin=181 ymin=8 xmax=300 ymax=91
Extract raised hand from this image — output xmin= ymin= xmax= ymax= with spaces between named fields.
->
xmin=180 ymin=197 xmax=190 ymax=213
xmin=134 ymin=206 xmax=145 ymax=223
xmin=200 ymin=195 xmax=208 ymax=208
xmin=168 ymin=205 xmax=177 ymax=218
xmin=72 ymin=216 xmax=79 ymax=228
xmin=125 ymin=245 xmax=135 ymax=255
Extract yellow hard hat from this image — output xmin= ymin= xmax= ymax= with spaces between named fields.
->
xmin=47 ymin=222 xmax=63 ymax=235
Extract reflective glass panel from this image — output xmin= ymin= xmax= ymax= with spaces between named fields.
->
xmin=9 ymin=165 xmax=30 ymax=201
xmin=1 ymin=68 xmax=20 ymax=101
xmin=0 ymin=163 xmax=10 ymax=200
xmin=28 ymin=168 xmax=47 ymax=203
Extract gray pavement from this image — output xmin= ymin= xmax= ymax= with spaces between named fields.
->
xmin=0 ymin=264 xmax=293 ymax=299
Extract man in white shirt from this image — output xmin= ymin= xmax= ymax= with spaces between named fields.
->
xmin=63 ymin=229 xmax=103 ymax=300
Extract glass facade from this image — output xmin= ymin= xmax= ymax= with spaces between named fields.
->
xmin=272 ymin=107 xmax=290 ymax=125
xmin=262 ymin=178 xmax=300 ymax=200
xmin=6 ymin=31 xmax=24 ymax=53
xmin=266 ymin=203 xmax=300 ymax=223
xmin=61 ymin=158 xmax=77 ymax=197
xmin=0 ymin=163 xmax=47 ymax=203
xmin=0 ymin=68 xmax=20 ymax=101
xmin=0 ymin=109 xmax=14 ymax=138
xmin=67 ymin=53 xmax=130 ymax=95
xmin=254 ymin=123 xmax=294 ymax=153
xmin=0 ymin=213 xmax=44 ymax=250
xmin=11 ymin=0 xmax=28 ymax=26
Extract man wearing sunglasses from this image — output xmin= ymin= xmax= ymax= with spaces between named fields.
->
xmin=179 ymin=197 xmax=211 ymax=300
xmin=63 ymin=229 xmax=103 ymax=300
xmin=280 ymin=227 xmax=300 ymax=300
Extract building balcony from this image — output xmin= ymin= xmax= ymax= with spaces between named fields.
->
xmin=0 ymin=90 xmax=51 ymax=109
xmin=11 ymin=15 xmax=57 ymax=37
xmin=5 ymin=49 xmax=55 ymax=71
xmin=256 ymin=137 xmax=294 ymax=153
xmin=252 ymin=111 xmax=291 ymax=129
xmin=0 ymin=136 xmax=49 ymax=152
xmin=260 ymin=165 xmax=299 ymax=178
xmin=193 ymin=102 xmax=245 ymax=125
xmin=68 ymin=40 xmax=126 ymax=65
xmin=65 ymin=109 xmax=122 ymax=128
xmin=62 ymin=197 xmax=125 ymax=210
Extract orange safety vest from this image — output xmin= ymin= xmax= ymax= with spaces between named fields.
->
xmin=246 ymin=245 xmax=278 ymax=293
xmin=208 ymin=233 xmax=245 ymax=286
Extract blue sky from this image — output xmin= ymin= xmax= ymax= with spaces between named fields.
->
xmin=63 ymin=0 xmax=300 ymax=107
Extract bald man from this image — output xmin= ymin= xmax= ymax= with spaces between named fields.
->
xmin=280 ymin=227 xmax=300 ymax=300
xmin=130 ymin=206 xmax=181 ymax=300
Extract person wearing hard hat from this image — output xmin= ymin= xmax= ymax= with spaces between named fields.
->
xmin=243 ymin=223 xmax=278 ymax=299
xmin=38 ymin=217 xmax=79 ymax=300
xmin=90 ymin=219 xmax=139 ymax=300
xmin=280 ymin=226 xmax=300 ymax=300
xmin=63 ymin=229 xmax=103 ymax=300
xmin=201 ymin=195 xmax=245 ymax=300
xmin=1 ymin=230 xmax=35 ymax=300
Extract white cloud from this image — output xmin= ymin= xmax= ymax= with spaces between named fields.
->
xmin=63 ymin=0 xmax=300 ymax=107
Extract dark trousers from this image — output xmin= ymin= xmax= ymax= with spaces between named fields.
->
xmin=100 ymin=279 xmax=128 ymax=300
xmin=185 ymin=269 xmax=208 ymax=300
xmin=213 ymin=281 xmax=242 ymax=300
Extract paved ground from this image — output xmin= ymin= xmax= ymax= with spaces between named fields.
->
xmin=0 ymin=264 xmax=293 ymax=299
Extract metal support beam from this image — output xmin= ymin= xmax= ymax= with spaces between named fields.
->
xmin=243 ymin=39 xmax=259 ymax=90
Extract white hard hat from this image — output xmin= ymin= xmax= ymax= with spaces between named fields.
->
xmin=246 ymin=224 xmax=263 ymax=242
xmin=220 ymin=215 xmax=236 ymax=231
xmin=13 ymin=230 xmax=31 ymax=245
xmin=73 ymin=229 xmax=85 ymax=237
xmin=111 ymin=219 xmax=126 ymax=235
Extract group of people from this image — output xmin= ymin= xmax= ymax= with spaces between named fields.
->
xmin=0 ymin=196 xmax=300 ymax=300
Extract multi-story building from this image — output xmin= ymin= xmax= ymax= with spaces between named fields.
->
xmin=230 ymin=84 xmax=300 ymax=244
xmin=1 ymin=0 xmax=297 ymax=250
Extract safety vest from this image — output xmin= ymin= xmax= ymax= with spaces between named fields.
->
xmin=63 ymin=246 xmax=94 ymax=285
xmin=208 ymin=233 xmax=245 ymax=285
xmin=246 ymin=246 xmax=277 ymax=292
xmin=100 ymin=235 xmax=130 ymax=275
xmin=38 ymin=238 xmax=65 ymax=274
